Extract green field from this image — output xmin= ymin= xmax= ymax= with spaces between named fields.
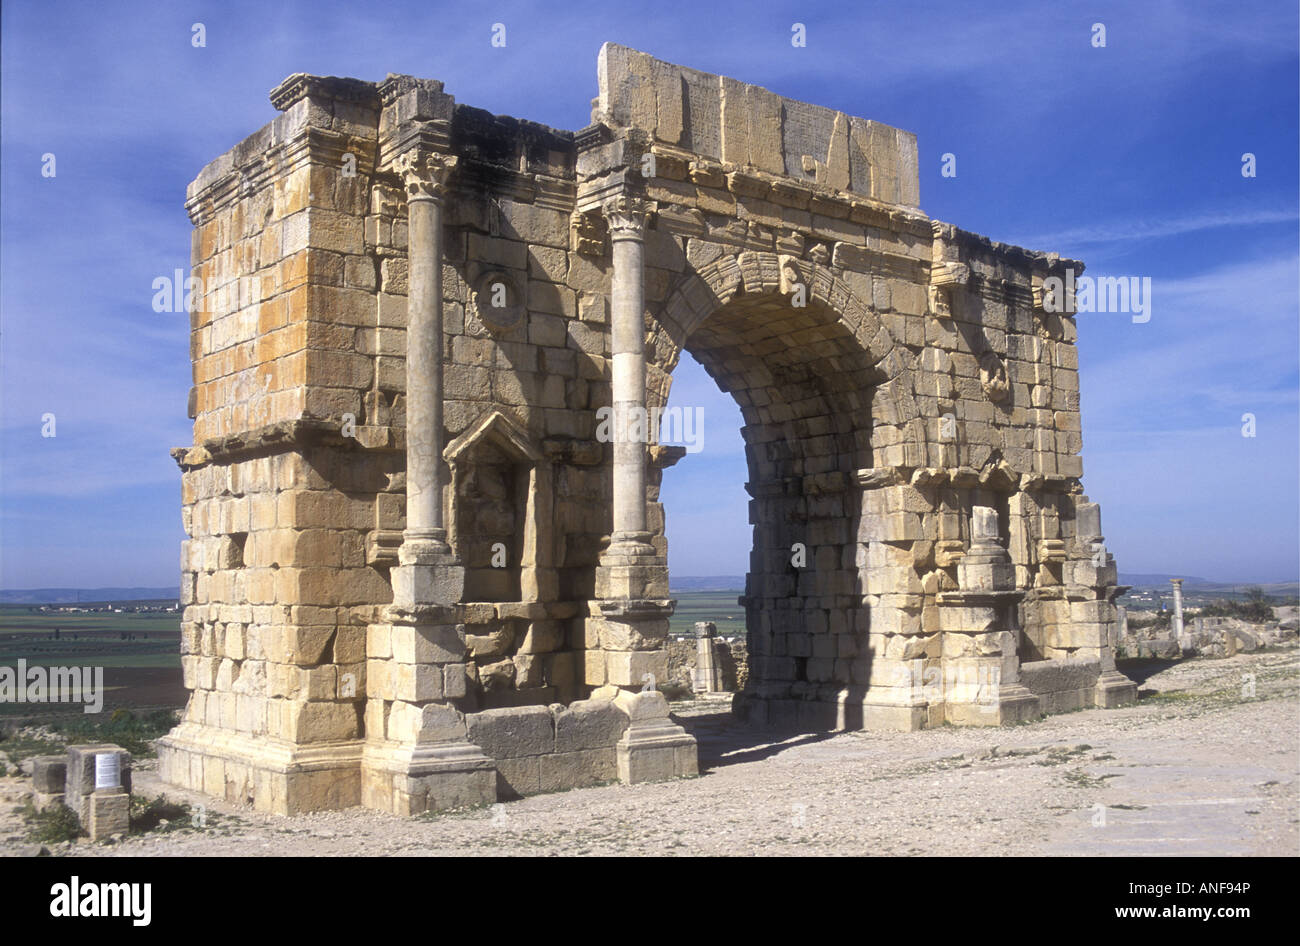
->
xmin=0 ymin=604 xmax=181 ymax=670
xmin=0 ymin=603 xmax=186 ymax=720
xmin=668 ymin=591 xmax=747 ymax=638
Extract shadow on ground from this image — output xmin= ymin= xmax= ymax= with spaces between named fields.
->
xmin=1117 ymin=657 xmax=1181 ymax=692
xmin=673 ymin=709 xmax=839 ymax=772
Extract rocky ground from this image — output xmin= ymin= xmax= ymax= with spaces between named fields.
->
xmin=1 ymin=648 xmax=1296 ymax=856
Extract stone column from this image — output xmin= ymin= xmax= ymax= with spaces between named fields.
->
xmin=589 ymin=193 xmax=672 ymax=688
xmin=602 ymin=194 xmax=655 ymax=558
xmin=693 ymin=621 xmax=723 ymax=694
xmin=391 ymin=146 xmax=463 ymax=608
xmin=360 ymin=144 xmax=493 ymax=816
xmin=1170 ymin=578 xmax=1185 ymax=640
xmin=583 ymin=196 xmax=695 ymax=783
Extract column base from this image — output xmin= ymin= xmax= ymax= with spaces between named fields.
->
xmin=596 ymin=531 xmax=666 ymax=600
xmin=1094 ymin=669 xmax=1139 ymax=708
xmin=612 ymin=688 xmax=697 ymax=783
xmin=361 ymin=740 xmax=496 ymax=816
xmin=945 ymin=682 xmax=1041 ymax=726
xmin=391 ymin=561 xmax=465 ymax=609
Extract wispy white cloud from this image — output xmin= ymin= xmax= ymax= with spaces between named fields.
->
xmin=1017 ymin=208 xmax=1299 ymax=251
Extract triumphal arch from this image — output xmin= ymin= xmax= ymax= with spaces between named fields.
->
xmin=158 ymin=44 xmax=1137 ymax=814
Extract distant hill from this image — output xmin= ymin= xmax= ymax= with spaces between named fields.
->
xmin=1121 ymin=575 xmax=1298 ymax=594
xmin=668 ymin=574 xmax=1297 ymax=597
xmin=1119 ymin=573 xmax=1212 ymax=586
xmin=669 ymin=575 xmax=746 ymax=592
xmin=0 ymin=587 xmax=178 ymax=605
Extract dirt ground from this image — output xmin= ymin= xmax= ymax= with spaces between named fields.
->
xmin=2 ymin=648 xmax=1296 ymax=857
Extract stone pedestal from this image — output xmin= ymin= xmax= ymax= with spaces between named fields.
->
xmin=65 ymin=745 xmax=131 ymax=825
xmin=595 ymin=540 xmax=668 ymax=601
xmin=391 ymin=555 xmax=465 ymax=611
xmin=361 ymin=700 xmax=495 ymax=815
xmin=610 ymin=688 xmax=697 ymax=783
xmin=939 ymin=507 xmax=1039 ymax=725
xmin=1067 ymin=501 xmax=1137 ymax=707
xmin=360 ymin=610 xmax=496 ymax=814
xmin=588 ymin=598 xmax=674 ymax=689
xmin=1094 ymin=669 xmax=1140 ymax=708
xmin=939 ymin=589 xmax=1039 ymax=725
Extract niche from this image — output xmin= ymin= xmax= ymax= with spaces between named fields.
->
xmin=445 ymin=411 xmax=547 ymax=603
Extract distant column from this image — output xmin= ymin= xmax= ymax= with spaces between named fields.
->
xmin=1170 ymin=578 xmax=1185 ymax=640
xmin=693 ymin=621 xmax=723 ymax=693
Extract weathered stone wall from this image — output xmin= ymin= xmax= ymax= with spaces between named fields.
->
xmin=665 ymin=637 xmax=749 ymax=693
xmin=1118 ymin=611 xmax=1297 ymax=659
xmin=160 ymin=44 xmax=1134 ymax=815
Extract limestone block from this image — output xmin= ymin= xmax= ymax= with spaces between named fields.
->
xmin=31 ymin=755 xmax=67 ymax=794
xmin=583 ymin=649 xmax=607 ymax=686
xmin=390 ymin=622 xmax=464 ymax=664
xmin=554 ymin=698 xmax=630 ymax=752
xmin=465 ymin=705 xmax=556 ymax=759
xmin=540 ymin=748 xmax=618 ymax=793
xmin=391 ymin=662 xmax=443 ymax=702
xmin=466 ymin=623 xmax=515 ymax=658
xmin=282 ymin=701 xmax=358 ymax=743
xmin=604 ymin=649 xmax=668 ymax=688
xmin=495 ymin=756 xmax=542 ymax=798
xmin=518 ymin=620 xmax=565 ymax=654
xmin=87 ymin=790 xmax=131 ymax=842
xmin=499 ymin=199 xmax=568 ymax=248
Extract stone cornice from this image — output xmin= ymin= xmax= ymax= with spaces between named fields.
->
xmin=270 ymin=73 xmax=381 ymax=112
xmin=185 ymin=126 xmax=375 ymax=226
xmin=171 ymin=417 xmax=403 ymax=469
xmin=665 ymin=153 xmax=934 ymax=239
xmin=934 ymin=219 xmax=1085 ymax=277
xmin=377 ymin=74 xmax=447 ymax=107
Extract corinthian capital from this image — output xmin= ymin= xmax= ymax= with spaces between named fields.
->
xmin=393 ymin=148 xmax=458 ymax=202
xmin=601 ymin=195 xmax=654 ymax=240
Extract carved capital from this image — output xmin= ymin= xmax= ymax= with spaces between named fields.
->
xmin=393 ymin=148 xmax=457 ymax=203
xmin=601 ymin=195 xmax=653 ymax=241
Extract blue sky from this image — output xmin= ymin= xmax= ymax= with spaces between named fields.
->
xmin=1 ymin=0 xmax=1296 ymax=588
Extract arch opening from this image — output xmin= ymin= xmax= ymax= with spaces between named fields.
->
xmin=654 ymin=288 xmax=889 ymax=713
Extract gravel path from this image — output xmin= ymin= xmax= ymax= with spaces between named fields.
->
xmin=3 ymin=649 xmax=1296 ymax=856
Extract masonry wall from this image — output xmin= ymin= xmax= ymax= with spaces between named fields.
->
xmin=162 ymin=48 xmax=1130 ymax=813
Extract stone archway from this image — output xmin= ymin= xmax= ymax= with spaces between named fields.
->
xmin=646 ymin=251 xmax=929 ymax=730
xmin=159 ymin=44 xmax=1137 ymax=817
